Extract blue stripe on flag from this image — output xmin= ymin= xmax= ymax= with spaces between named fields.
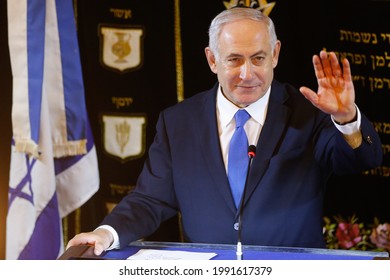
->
xmin=56 ymin=0 xmax=88 ymax=141
xmin=27 ymin=0 xmax=45 ymax=144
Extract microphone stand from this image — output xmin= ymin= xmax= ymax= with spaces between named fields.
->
xmin=236 ymin=145 xmax=256 ymax=260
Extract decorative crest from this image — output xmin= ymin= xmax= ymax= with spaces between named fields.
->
xmin=223 ymin=0 xmax=276 ymax=16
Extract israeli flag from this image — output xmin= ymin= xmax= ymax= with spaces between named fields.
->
xmin=6 ymin=0 xmax=99 ymax=259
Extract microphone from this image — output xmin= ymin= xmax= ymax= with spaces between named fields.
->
xmin=236 ymin=145 xmax=256 ymax=260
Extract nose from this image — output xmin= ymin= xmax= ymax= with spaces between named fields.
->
xmin=239 ymin=60 xmax=254 ymax=80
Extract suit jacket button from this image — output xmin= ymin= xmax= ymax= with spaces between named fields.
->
xmin=234 ymin=222 xmax=239 ymax=231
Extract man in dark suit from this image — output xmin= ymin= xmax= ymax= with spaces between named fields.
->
xmin=67 ymin=7 xmax=382 ymax=255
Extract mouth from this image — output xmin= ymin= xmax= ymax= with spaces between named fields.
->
xmin=236 ymin=85 xmax=259 ymax=92
xmin=237 ymin=83 xmax=260 ymax=89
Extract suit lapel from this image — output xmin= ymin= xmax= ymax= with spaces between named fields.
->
xmin=240 ymin=83 xmax=291 ymax=210
xmin=198 ymin=86 xmax=238 ymax=213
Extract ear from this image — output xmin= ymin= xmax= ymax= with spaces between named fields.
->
xmin=272 ymin=40 xmax=281 ymax=68
xmin=205 ymin=47 xmax=218 ymax=74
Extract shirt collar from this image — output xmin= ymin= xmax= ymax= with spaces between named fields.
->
xmin=217 ymin=85 xmax=271 ymax=128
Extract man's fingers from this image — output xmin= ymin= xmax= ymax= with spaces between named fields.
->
xmin=312 ymin=54 xmax=325 ymax=80
xmin=328 ymin=52 xmax=343 ymax=77
xmin=93 ymin=243 xmax=106 ymax=256
xmin=319 ymin=50 xmax=333 ymax=78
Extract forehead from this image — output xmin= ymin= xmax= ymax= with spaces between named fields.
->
xmin=219 ymin=19 xmax=270 ymax=55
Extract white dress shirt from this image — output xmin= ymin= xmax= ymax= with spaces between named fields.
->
xmin=217 ymin=85 xmax=270 ymax=172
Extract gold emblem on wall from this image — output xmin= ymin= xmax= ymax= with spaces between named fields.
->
xmin=101 ymin=114 xmax=147 ymax=162
xmin=223 ymin=0 xmax=276 ymax=16
xmin=112 ymin=32 xmax=131 ymax=63
xmin=99 ymin=25 xmax=144 ymax=73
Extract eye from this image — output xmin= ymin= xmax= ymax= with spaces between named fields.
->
xmin=252 ymin=56 xmax=265 ymax=66
xmin=227 ymin=57 xmax=239 ymax=62
xmin=226 ymin=57 xmax=243 ymax=67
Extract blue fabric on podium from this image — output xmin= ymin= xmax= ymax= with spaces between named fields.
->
xmin=102 ymin=244 xmax=375 ymax=260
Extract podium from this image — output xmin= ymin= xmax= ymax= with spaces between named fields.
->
xmin=59 ymin=241 xmax=389 ymax=260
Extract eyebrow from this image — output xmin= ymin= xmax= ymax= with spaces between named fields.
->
xmin=226 ymin=50 xmax=267 ymax=58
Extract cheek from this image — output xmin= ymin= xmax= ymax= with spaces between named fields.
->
xmin=216 ymin=66 xmax=234 ymax=79
xmin=221 ymin=72 xmax=240 ymax=88
xmin=255 ymin=66 xmax=272 ymax=79
xmin=221 ymin=67 xmax=241 ymax=80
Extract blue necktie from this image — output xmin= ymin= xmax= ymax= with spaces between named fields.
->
xmin=228 ymin=109 xmax=251 ymax=208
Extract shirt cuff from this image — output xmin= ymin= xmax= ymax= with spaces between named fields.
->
xmin=331 ymin=105 xmax=361 ymax=135
xmin=95 ymin=225 xmax=120 ymax=251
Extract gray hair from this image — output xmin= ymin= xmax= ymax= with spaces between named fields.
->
xmin=208 ymin=7 xmax=278 ymax=60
